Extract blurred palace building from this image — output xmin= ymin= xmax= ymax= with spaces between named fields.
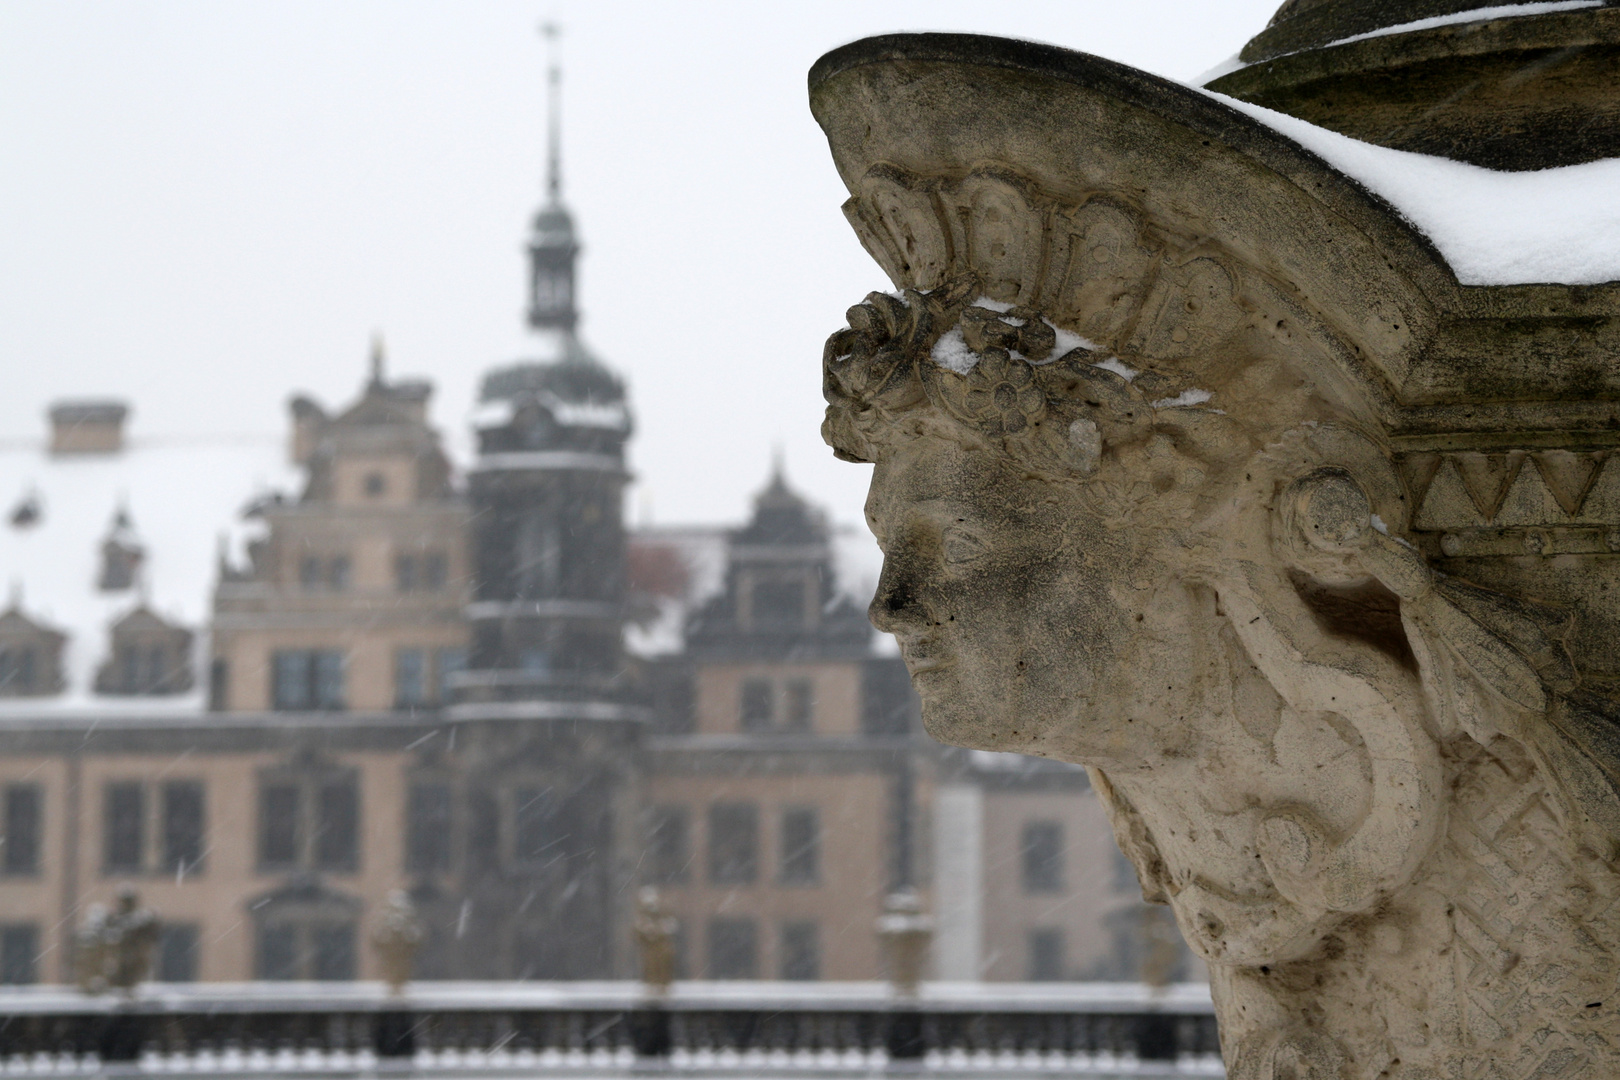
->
xmin=0 ymin=105 xmax=1187 ymax=991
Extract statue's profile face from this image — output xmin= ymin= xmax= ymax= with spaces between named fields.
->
xmin=865 ymin=434 xmax=1141 ymax=761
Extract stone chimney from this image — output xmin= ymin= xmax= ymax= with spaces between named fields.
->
xmin=48 ymin=400 xmax=128 ymax=456
xmin=288 ymin=395 xmax=326 ymax=467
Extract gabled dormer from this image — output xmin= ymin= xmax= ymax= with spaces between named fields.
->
xmin=94 ymin=604 xmax=193 ymax=697
xmin=0 ymin=603 xmax=66 ymax=698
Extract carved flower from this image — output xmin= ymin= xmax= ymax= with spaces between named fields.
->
xmin=959 ymin=349 xmax=1046 ymax=436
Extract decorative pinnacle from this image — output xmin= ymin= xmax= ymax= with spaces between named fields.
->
xmin=370 ymin=332 xmax=386 ymax=387
xmin=541 ymin=22 xmax=562 ymax=204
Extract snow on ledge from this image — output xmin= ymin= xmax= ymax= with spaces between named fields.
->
xmin=1326 ymin=1 xmax=1603 ymax=49
xmin=1200 ymin=91 xmax=1620 ymax=286
xmin=1195 ymin=1 xmax=1604 ymax=84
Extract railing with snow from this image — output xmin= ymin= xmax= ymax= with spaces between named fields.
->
xmin=0 ymin=982 xmax=1221 ymax=1074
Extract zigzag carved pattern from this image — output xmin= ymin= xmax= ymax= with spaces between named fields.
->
xmin=1412 ymin=451 xmax=1620 ymax=531
xmin=1441 ymin=739 xmax=1620 ymax=1078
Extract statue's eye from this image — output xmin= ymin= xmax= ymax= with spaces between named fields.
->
xmin=942 ymin=527 xmax=989 ymax=565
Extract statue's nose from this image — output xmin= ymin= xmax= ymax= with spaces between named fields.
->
xmin=868 ymin=558 xmax=922 ymax=633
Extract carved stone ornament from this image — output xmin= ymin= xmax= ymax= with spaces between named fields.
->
xmin=811 ymin=32 xmax=1620 ymax=1080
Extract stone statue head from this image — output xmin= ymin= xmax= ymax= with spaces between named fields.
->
xmin=812 ymin=32 xmax=1620 ymax=1077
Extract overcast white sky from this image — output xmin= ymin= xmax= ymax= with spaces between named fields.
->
xmin=0 ymin=0 xmax=1280 ymax=547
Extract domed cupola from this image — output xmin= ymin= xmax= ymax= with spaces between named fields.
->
xmin=1207 ymin=0 xmax=1620 ymax=169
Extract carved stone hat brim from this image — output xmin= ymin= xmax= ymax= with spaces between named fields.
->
xmin=809 ymin=33 xmax=1620 ymax=451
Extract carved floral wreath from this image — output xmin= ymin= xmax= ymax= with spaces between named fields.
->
xmin=822 ymin=276 xmax=1153 ymax=478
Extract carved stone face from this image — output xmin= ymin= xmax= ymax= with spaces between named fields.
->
xmin=865 ymin=433 xmax=1144 ymax=761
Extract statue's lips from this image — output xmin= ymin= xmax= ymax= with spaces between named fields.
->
xmin=899 ymin=642 xmax=953 ymax=675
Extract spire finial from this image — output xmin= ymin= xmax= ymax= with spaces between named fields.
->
xmin=771 ymin=444 xmax=786 ymax=483
xmin=370 ymin=332 xmax=386 ymax=387
xmin=541 ymin=22 xmax=562 ymax=204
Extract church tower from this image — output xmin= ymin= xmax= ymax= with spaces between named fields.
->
xmin=441 ymin=25 xmax=641 ymax=981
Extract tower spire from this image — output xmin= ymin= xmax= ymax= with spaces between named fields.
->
xmin=369 ymin=332 xmax=386 ymax=387
xmin=542 ymin=22 xmax=562 ymax=205
xmin=526 ymin=22 xmax=580 ymax=335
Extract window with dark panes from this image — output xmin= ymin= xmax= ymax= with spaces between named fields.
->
xmin=207 ymin=657 xmax=229 ymax=711
xmin=394 ymin=648 xmax=426 ymax=708
xmin=646 ymin=805 xmax=690 ymax=884
xmin=103 ymin=781 xmax=144 ymax=874
xmin=780 ymin=920 xmax=820 ymax=981
xmin=779 ymin=806 xmax=819 ymax=885
xmin=314 ymin=779 xmax=359 ymax=872
xmin=436 ymin=647 xmax=466 ymax=702
xmin=258 ymin=783 xmax=300 ymax=869
xmin=0 ymin=925 xmax=37 ymax=985
xmin=751 ymin=579 xmax=805 ymax=628
xmin=275 ymin=648 xmax=347 ymax=710
xmin=298 ymin=556 xmax=322 ymax=590
xmin=394 ymin=553 xmax=417 ymax=591
xmin=312 ymin=650 xmax=345 ymax=709
xmin=161 ymin=781 xmax=205 ymax=875
xmin=739 ymin=679 xmax=773 ymax=732
xmin=312 ymin=924 xmax=357 ymax=980
xmin=783 ymin=678 xmax=814 ymax=732
xmin=406 ymin=782 xmax=453 ymax=874
xmin=707 ymin=916 xmax=757 ymax=979
xmin=328 ymin=555 xmax=351 ymax=590
xmin=1029 ymin=927 xmax=1065 ymax=981
xmin=157 ymin=924 xmax=199 ymax=982
xmin=1021 ymin=820 xmax=1064 ymax=894
xmin=3 ymin=784 xmax=40 ymax=876
xmin=708 ymin=802 xmax=758 ymax=884
xmin=256 ymin=924 xmax=297 ymax=981
xmin=513 ymin=786 xmax=556 ymax=865
xmin=423 ymin=551 xmax=448 ymax=589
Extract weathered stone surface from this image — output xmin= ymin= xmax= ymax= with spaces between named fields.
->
xmin=1210 ymin=1 xmax=1620 ymax=170
xmin=810 ymin=31 xmax=1620 ymax=1078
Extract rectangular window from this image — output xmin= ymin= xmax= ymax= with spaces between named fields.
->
xmin=436 ymin=648 xmax=467 ymax=703
xmin=394 ymin=554 xmax=417 ymax=592
xmin=739 ymin=679 xmax=773 ymax=732
xmin=103 ymin=781 xmax=145 ymax=874
xmin=314 ymin=779 xmax=359 ymax=872
xmin=312 ymin=650 xmax=345 ymax=710
xmin=780 ymin=921 xmax=820 ymax=981
xmin=707 ymin=917 xmax=758 ymax=979
xmin=328 ymin=556 xmax=351 ymax=591
xmin=161 ymin=781 xmax=205 ymax=876
xmin=157 ymin=924 xmax=199 ymax=982
xmin=0 ymin=925 xmax=37 ymax=985
xmin=646 ymin=805 xmax=689 ymax=885
xmin=312 ymin=925 xmax=356 ymax=981
xmin=752 ymin=580 xmax=806 ymax=628
xmin=423 ymin=552 xmax=448 ymax=589
xmin=258 ymin=783 xmax=300 ymax=869
xmin=708 ymin=803 xmax=758 ymax=884
xmin=299 ymin=556 xmax=322 ymax=590
xmin=272 ymin=650 xmax=312 ymax=710
xmin=1021 ymin=820 xmax=1064 ymax=894
xmin=1029 ymin=927 xmax=1065 ymax=982
xmin=779 ymin=806 xmax=820 ymax=886
xmin=395 ymin=649 xmax=426 ymax=708
xmin=256 ymin=924 xmax=297 ymax=981
xmin=783 ymin=679 xmax=814 ymax=732
xmin=513 ymin=786 xmax=555 ymax=865
xmin=208 ymin=657 xmax=229 ymax=711
xmin=406 ymin=782 xmax=453 ymax=874
xmin=3 ymin=784 xmax=41 ymax=876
